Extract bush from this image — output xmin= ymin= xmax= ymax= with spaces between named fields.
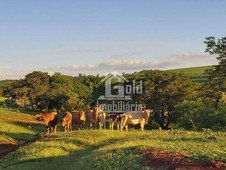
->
xmin=175 ymin=100 xmax=226 ymax=131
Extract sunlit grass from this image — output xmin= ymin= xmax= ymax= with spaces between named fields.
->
xmin=0 ymin=97 xmax=6 ymax=102
xmin=0 ymin=108 xmax=43 ymax=142
xmin=0 ymin=107 xmax=225 ymax=169
xmin=1 ymin=130 xmax=225 ymax=170
xmin=166 ymin=65 xmax=212 ymax=76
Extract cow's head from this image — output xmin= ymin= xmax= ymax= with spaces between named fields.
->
xmin=62 ymin=117 xmax=68 ymax=127
xmin=63 ymin=111 xmax=69 ymax=117
xmin=121 ymin=114 xmax=130 ymax=121
xmin=35 ymin=114 xmax=43 ymax=121
xmin=80 ymin=111 xmax=86 ymax=121
xmin=144 ymin=109 xmax=153 ymax=117
xmin=94 ymin=106 xmax=103 ymax=114
xmin=144 ymin=109 xmax=153 ymax=124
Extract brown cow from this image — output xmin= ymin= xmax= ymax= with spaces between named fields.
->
xmin=35 ymin=112 xmax=58 ymax=134
xmin=85 ymin=106 xmax=106 ymax=129
xmin=72 ymin=111 xmax=86 ymax=130
xmin=120 ymin=109 xmax=153 ymax=132
xmin=85 ymin=109 xmax=98 ymax=129
xmin=62 ymin=111 xmax=72 ymax=132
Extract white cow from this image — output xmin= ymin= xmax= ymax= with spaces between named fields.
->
xmin=120 ymin=109 xmax=153 ymax=132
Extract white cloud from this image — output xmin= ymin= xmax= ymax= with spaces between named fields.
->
xmin=39 ymin=52 xmax=217 ymax=75
xmin=0 ymin=52 xmax=218 ymax=80
xmin=0 ymin=69 xmax=27 ymax=80
xmin=97 ymin=59 xmax=178 ymax=70
xmin=163 ymin=52 xmax=217 ymax=69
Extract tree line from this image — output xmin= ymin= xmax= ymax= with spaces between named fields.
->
xmin=2 ymin=36 xmax=226 ymax=130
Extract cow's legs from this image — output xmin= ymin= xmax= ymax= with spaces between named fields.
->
xmin=109 ymin=120 xmax=113 ymax=130
xmin=103 ymin=121 xmax=106 ymax=129
xmin=80 ymin=122 xmax=85 ymax=130
xmin=117 ymin=123 xmax=120 ymax=131
xmin=99 ymin=122 xmax=102 ymax=129
xmin=111 ymin=122 xmax=114 ymax=130
xmin=125 ymin=125 xmax=128 ymax=132
xmin=120 ymin=121 xmax=124 ymax=131
xmin=120 ymin=125 xmax=124 ymax=131
xmin=120 ymin=122 xmax=126 ymax=131
xmin=89 ymin=123 xmax=92 ymax=129
xmin=46 ymin=126 xmax=50 ymax=134
xmin=140 ymin=123 xmax=144 ymax=132
xmin=52 ymin=126 xmax=54 ymax=133
xmin=64 ymin=126 xmax=67 ymax=132
xmin=54 ymin=125 xmax=57 ymax=133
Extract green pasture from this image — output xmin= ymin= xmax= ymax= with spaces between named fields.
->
xmin=1 ymin=130 xmax=226 ymax=169
xmin=0 ymin=114 xmax=225 ymax=169
xmin=166 ymin=65 xmax=213 ymax=76
xmin=166 ymin=65 xmax=213 ymax=83
xmin=0 ymin=103 xmax=225 ymax=170
xmin=0 ymin=108 xmax=43 ymax=143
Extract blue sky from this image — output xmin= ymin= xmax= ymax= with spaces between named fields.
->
xmin=0 ymin=0 xmax=225 ymax=79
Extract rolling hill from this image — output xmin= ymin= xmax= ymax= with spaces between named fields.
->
xmin=166 ymin=65 xmax=213 ymax=75
xmin=166 ymin=65 xmax=213 ymax=83
xmin=0 ymin=65 xmax=214 ymax=95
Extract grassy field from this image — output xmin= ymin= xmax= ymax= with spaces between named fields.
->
xmin=0 ymin=108 xmax=43 ymax=141
xmin=166 ymin=66 xmax=213 ymax=75
xmin=0 ymin=130 xmax=226 ymax=169
xmin=166 ymin=65 xmax=214 ymax=83
xmin=0 ymin=107 xmax=225 ymax=169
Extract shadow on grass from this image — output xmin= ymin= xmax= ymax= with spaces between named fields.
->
xmin=9 ymin=120 xmax=66 ymax=133
xmin=0 ymin=143 xmax=19 ymax=159
xmin=1 ymin=137 xmax=133 ymax=170
xmin=0 ymin=131 xmax=40 ymax=142
xmin=160 ymin=137 xmax=210 ymax=143
xmin=10 ymin=120 xmax=47 ymax=132
xmin=0 ymin=106 xmax=38 ymax=117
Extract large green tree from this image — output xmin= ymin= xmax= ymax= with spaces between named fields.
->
xmin=145 ymin=71 xmax=197 ymax=129
xmin=125 ymin=70 xmax=198 ymax=129
xmin=7 ymin=72 xmax=95 ymax=112
xmin=25 ymin=71 xmax=51 ymax=111
xmin=8 ymin=71 xmax=51 ymax=111
xmin=175 ymin=100 xmax=215 ymax=130
xmin=78 ymin=74 xmax=104 ymax=106
xmin=175 ymin=100 xmax=226 ymax=130
xmin=204 ymin=37 xmax=226 ymax=105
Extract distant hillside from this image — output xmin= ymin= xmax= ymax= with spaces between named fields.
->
xmin=166 ymin=65 xmax=213 ymax=75
xmin=166 ymin=65 xmax=214 ymax=83
xmin=0 ymin=66 xmax=214 ymax=94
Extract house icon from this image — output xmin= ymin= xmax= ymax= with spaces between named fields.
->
xmin=98 ymin=72 xmax=131 ymax=100
xmin=96 ymin=72 xmax=143 ymax=113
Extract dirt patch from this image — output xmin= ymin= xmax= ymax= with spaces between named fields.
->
xmin=0 ymin=136 xmax=41 ymax=159
xmin=0 ymin=139 xmax=19 ymax=158
xmin=143 ymin=150 xmax=226 ymax=170
xmin=0 ymin=143 xmax=19 ymax=158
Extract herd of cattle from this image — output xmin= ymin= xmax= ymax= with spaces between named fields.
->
xmin=35 ymin=107 xmax=153 ymax=134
